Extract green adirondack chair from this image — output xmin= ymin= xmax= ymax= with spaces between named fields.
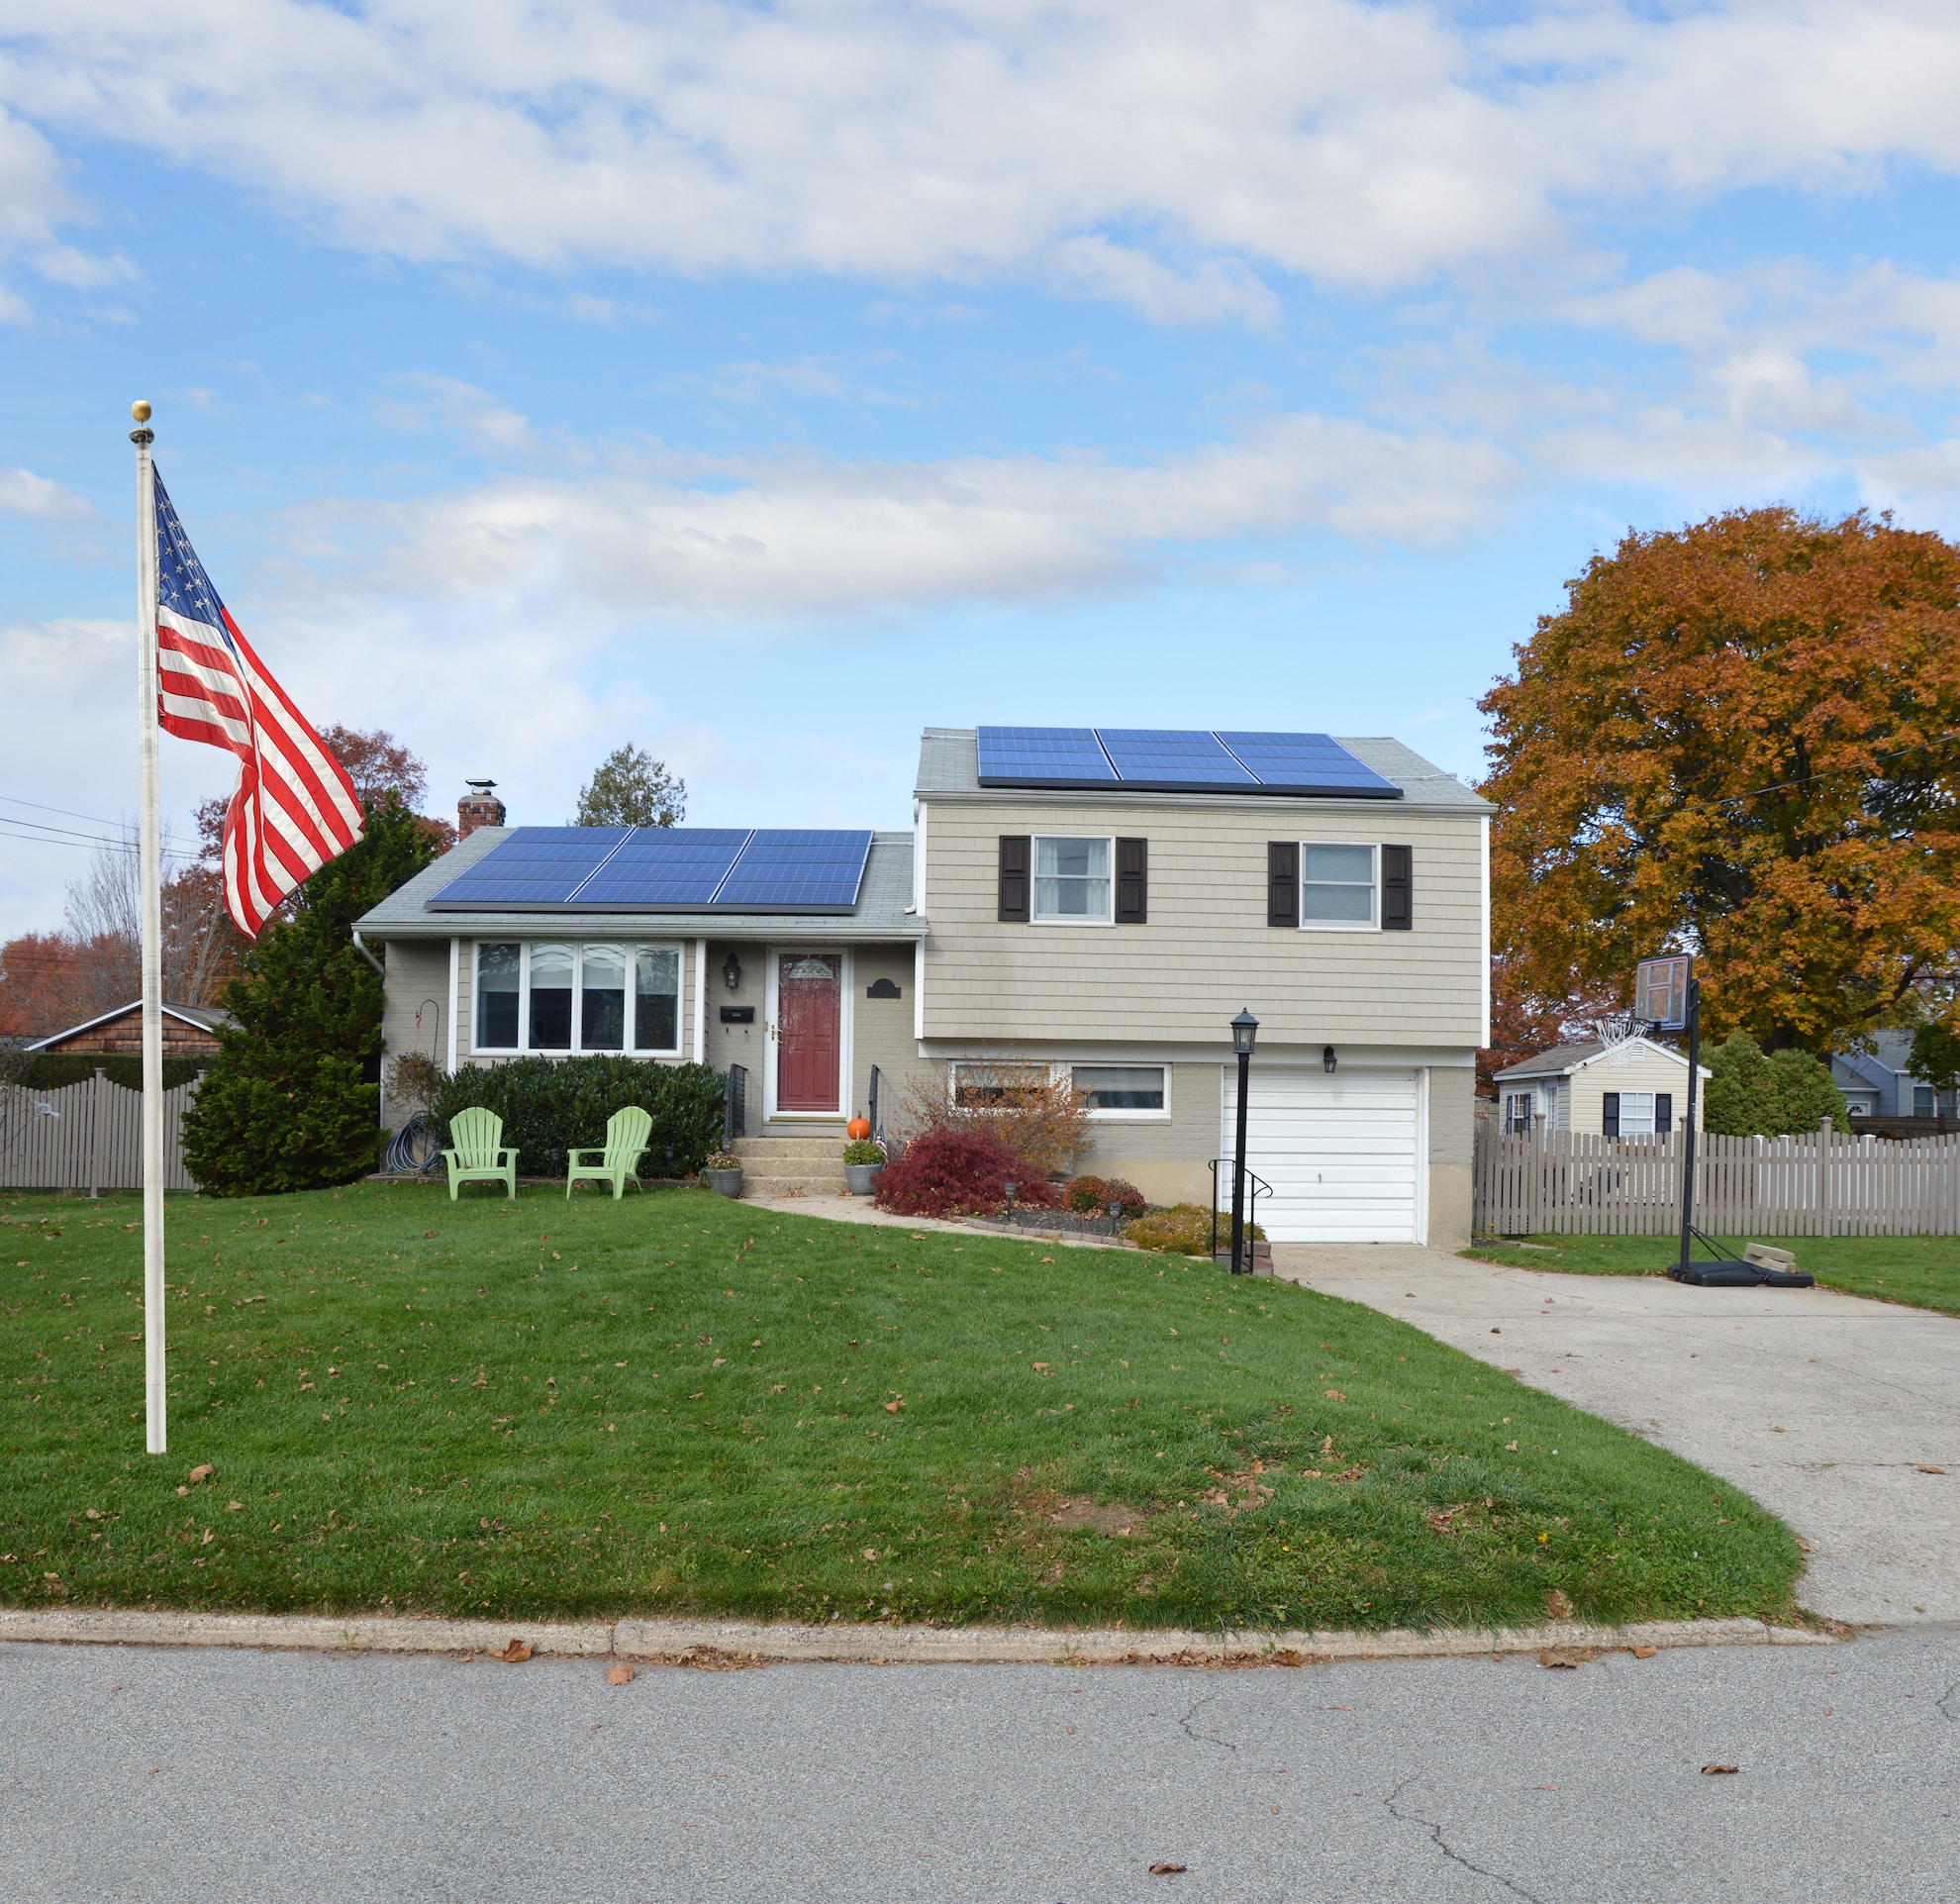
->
xmin=441 ymin=1106 xmax=519 ymax=1200
xmin=566 ymin=1106 xmax=654 ymax=1200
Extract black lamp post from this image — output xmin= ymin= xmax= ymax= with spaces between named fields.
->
xmin=1229 ymin=1008 xmax=1259 ymax=1276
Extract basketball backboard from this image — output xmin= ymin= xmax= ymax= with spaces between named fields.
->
xmin=1635 ymin=953 xmax=1693 ymax=1031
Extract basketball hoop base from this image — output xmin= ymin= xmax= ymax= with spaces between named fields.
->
xmin=1668 ymin=1261 xmax=1816 ymax=1289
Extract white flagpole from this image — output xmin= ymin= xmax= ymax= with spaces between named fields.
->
xmin=132 ymin=400 xmax=167 ymax=1455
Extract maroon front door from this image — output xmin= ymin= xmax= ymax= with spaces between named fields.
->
xmin=776 ymin=953 xmax=841 ymax=1112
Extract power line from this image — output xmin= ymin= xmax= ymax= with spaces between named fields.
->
xmin=0 ymin=792 xmax=132 ymax=829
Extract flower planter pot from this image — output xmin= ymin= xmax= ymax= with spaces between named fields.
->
xmin=844 ymin=1162 xmax=884 ymax=1197
xmin=705 ymin=1167 xmax=743 ymax=1199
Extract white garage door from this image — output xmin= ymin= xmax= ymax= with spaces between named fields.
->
xmin=1220 ymin=1067 xmax=1421 ymax=1244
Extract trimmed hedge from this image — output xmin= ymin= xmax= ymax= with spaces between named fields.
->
xmin=17 ymin=1054 xmax=205 ymax=1093
xmin=432 ymin=1056 xmax=725 ymax=1177
xmin=1124 ymin=1203 xmax=1265 ymax=1257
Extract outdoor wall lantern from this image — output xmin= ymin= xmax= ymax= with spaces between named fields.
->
xmin=1323 ymin=1045 xmax=1337 ymax=1073
xmin=723 ymin=952 xmax=742 ymax=992
xmin=1228 ymin=1008 xmax=1259 ymax=1275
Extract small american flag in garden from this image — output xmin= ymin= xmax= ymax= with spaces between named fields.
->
xmin=151 ymin=469 xmax=362 ymax=936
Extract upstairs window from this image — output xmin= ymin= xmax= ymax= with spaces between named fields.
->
xmin=1032 ymin=837 xmax=1112 ymax=923
xmin=1301 ymin=844 xmax=1377 ymax=927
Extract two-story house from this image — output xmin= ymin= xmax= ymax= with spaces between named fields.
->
xmin=353 ymin=725 xmax=1491 ymax=1243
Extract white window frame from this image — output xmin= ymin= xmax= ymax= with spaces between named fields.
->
xmin=468 ymin=939 xmax=685 ymax=1057
xmin=1070 ymin=1061 xmax=1171 ymax=1121
xmin=1030 ymin=834 xmax=1116 ymax=927
xmin=1298 ymin=841 xmax=1380 ymax=932
xmin=944 ymin=1059 xmax=1172 ymax=1122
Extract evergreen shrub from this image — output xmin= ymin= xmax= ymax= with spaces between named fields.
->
xmin=1703 ymin=1032 xmax=1846 ymax=1136
xmin=1124 ymin=1203 xmax=1265 ymax=1256
xmin=432 ymin=1055 xmax=725 ymax=1177
xmin=1064 ymin=1173 xmax=1146 ymax=1217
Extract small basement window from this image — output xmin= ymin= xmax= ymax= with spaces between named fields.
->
xmin=1072 ymin=1064 xmax=1167 ymax=1115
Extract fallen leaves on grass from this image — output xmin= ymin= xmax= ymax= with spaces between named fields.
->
xmin=186 ymin=1464 xmax=214 ymax=1485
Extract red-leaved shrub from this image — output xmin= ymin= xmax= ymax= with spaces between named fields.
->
xmin=1063 ymin=1174 xmax=1146 ymax=1218
xmin=872 ymin=1126 xmax=1061 ymax=1219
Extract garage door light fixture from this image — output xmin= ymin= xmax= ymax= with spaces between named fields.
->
xmin=1323 ymin=1044 xmax=1336 ymax=1073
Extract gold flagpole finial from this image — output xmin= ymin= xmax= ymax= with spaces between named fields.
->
xmin=132 ymin=400 xmax=151 ymax=422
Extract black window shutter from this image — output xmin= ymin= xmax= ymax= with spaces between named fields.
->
xmin=1267 ymin=842 xmax=1298 ymax=927
xmin=1381 ymin=844 xmax=1413 ymax=931
xmin=1655 ymin=1092 xmax=1673 ymax=1135
xmin=1603 ymin=1092 xmax=1619 ymax=1138
xmin=998 ymin=835 xmax=1030 ymax=923
xmin=1115 ymin=837 xmax=1147 ymax=924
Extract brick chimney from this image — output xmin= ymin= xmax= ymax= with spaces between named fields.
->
xmin=458 ymin=778 xmax=506 ymax=841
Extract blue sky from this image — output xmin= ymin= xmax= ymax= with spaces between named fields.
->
xmin=3 ymin=1 xmax=1959 ymax=940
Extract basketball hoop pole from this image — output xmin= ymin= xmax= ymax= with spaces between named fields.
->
xmin=1674 ymin=975 xmax=1700 ymax=1274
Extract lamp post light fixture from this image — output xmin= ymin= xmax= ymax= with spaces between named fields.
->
xmin=1229 ymin=1008 xmax=1259 ymax=1276
xmin=722 ymin=952 xmax=742 ymax=992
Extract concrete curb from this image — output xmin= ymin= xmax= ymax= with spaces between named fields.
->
xmin=0 ymin=1607 xmax=1834 ymax=1665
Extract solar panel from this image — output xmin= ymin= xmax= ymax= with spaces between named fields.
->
xmin=970 ymin=727 xmax=1403 ymax=798
xmin=976 ymin=727 xmax=1117 ymax=787
xmin=716 ymin=830 xmax=873 ymax=911
xmin=574 ymin=828 xmax=751 ymax=907
xmin=1217 ymin=732 xmax=1401 ymax=797
xmin=429 ymin=827 xmax=628 ymax=908
xmin=429 ymin=826 xmax=874 ymax=912
xmin=1098 ymin=729 xmax=1257 ymax=788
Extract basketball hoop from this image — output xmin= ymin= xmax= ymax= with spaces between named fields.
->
xmin=1587 ymin=1011 xmax=1643 ymax=1065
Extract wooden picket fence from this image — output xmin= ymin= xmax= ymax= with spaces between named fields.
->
xmin=1474 ymin=1120 xmax=1960 ymax=1238
xmin=0 ymin=1073 xmax=204 ymax=1193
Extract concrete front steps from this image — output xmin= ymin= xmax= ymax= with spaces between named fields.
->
xmin=733 ymin=1130 xmax=850 ymax=1199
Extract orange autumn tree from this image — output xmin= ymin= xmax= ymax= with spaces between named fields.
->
xmin=1481 ymin=508 xmax=1960 ymax=1053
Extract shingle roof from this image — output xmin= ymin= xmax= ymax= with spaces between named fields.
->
xmin=354 ymin=828 xmax=921 ymax=940
xmin=914 ymin=728 xmax=1491 ymax=810
xmin=1495 ymin=1038 xmax=1706 ymax=1081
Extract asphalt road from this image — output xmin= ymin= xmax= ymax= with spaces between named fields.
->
xmin=5 ymin=1630 xmax=1956 ymax=1902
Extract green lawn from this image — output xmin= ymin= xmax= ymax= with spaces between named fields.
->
xmin=1462 ymin=1232 xmax=1960 ymax=1316
xmin=2 ymin=1182 xmax=1802 ymax=1632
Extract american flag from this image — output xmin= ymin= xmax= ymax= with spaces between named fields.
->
xmin=152 ymin=469 xmax=363 ymax=938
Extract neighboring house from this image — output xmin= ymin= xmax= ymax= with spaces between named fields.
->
xmin=1493 ymin=1038 xmax=1708 ymax=1139
xmin=353 ymin=726 xmax=1492 ymax=1244
xmin=25 ymin=1001 xmax=231 ymax=1059
xmin=1831 ymin=1030 xmax=1957 ymax=1121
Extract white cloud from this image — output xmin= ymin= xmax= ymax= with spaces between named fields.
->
xmin=290 ymin=413 xmax=1516 ymax=624
xmin=4 ymin=1 xmax=1960 ymax=312
xmin=0 ymin=466 xmax=95 ymax=522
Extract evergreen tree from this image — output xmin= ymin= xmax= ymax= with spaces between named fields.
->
xmin=1765 ymin=1048 xmax=1847 ymax=1132
xmin=572 ymin=745 xmax=685 ymax=828
xmin=181 ymin=795 xmax=437 ymax=1195
xmin=1702 ymin=1032 xmax=1788 ymax=1137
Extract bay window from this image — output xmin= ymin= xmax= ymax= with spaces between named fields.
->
xmin=471 ymin=940 xmax=683 ymax=1055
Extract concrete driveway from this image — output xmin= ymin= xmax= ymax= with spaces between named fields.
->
xmin=1273 ymin=1244 xmax=1960 ymax=1626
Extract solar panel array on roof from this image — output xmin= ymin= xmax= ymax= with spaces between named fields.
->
xmin=429 ymin=827 xmax=631 ymax=907
xmin=975 ymin=727 xmax=1401 ymax=797
xmin=429 ymin=826 xmax=875 ymax=913
xmin=718 ymin=831 xmax=874 ymax=910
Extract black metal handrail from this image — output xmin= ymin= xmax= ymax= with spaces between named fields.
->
xmin=1208 ymin=1156 xmax=1272 ymax=1262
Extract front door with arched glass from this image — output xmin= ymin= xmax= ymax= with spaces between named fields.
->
xmin=773 ymin=952 xmax=843 ymax=1113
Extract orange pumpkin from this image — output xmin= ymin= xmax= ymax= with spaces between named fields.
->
xmin=846 ymin=1117 xmax=871 ymax=1140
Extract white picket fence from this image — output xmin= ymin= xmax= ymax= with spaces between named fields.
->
xmin=0 ymin=1074 xmax=203 ymax=1193
xmin=1474 ymin=1120 xmax=1960 ymax=1238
